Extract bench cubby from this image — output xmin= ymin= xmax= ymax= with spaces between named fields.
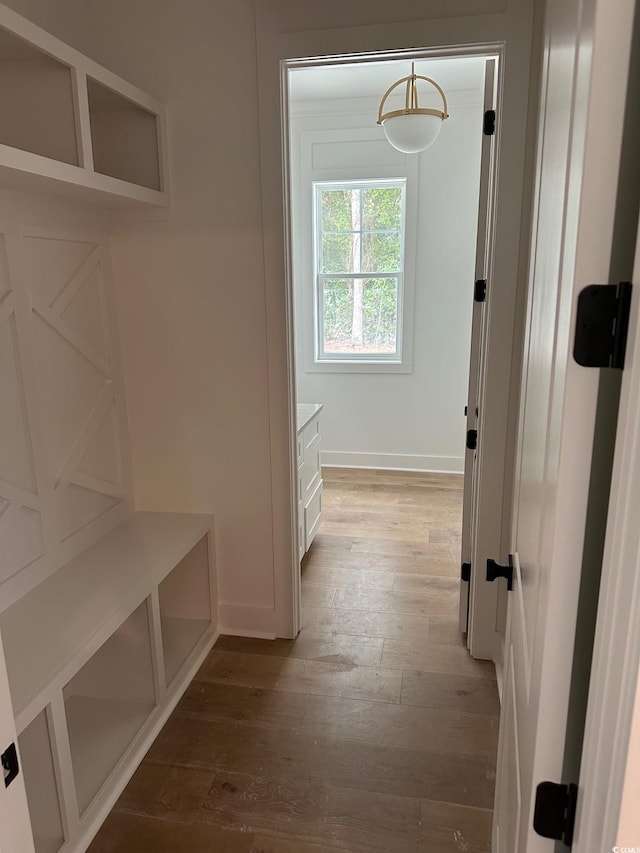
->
xmin=0 ymin=511 xmax=217 ymax=853
xmin=18 ymin=708 xmax=65 ymax=853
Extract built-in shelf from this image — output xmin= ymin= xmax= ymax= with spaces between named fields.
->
xmin=161 ymin=617 xmax=211 ymax=687
xmin=1 ymin=511 xmax=212 ymax=723
xmin=0 ymin=510 xmax=217 ymax=853
xmin=18 ymin=709 xmax=64 ymax=853
xmin=159 ymin=535 xmax=212 ymax=686
xmin=0 ymin=27 xmax=78 ymax=166
xmin=65 ymin=696 xmax=155 ymax=816
xmin=0 ymin=5 xmax=169 ymax=207
xmin=87 ymin=78 xmax=161 ymax=191
xmin=63 ymin=600 xmax=156 ymax=814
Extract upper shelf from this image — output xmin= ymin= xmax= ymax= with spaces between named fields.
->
xmin=0 ymin=5 xmax=169 ymax=207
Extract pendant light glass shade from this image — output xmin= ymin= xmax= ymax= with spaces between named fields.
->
xmin=377 ymin=64 xmax=449 ymax=154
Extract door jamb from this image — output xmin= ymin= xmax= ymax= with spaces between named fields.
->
xmin=574 ymin=225 xmax=640 ymax=849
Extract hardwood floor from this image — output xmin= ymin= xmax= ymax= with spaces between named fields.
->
xmin=89 ymin=468 xmax=498 ymax=853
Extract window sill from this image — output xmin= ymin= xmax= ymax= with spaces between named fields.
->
xmin=304 ymin=360 xmax=413 ymax=374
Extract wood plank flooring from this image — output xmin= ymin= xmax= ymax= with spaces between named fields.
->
xmin=89 ymin=468 xmax=498 ymax=853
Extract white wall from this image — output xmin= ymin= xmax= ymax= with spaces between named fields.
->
xmin=0 ymin=163 xmax=132 ymax=609
xmin=290 ymin=79 xmax=484 ymax=473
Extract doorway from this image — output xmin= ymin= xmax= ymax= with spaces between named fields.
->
xmin=283 ymin=50 xmax=499 ymax=647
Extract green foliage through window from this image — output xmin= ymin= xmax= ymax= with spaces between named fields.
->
xmin=322 ymin=278 xmax=398 ymax=353
xmin=315 ymin=180 xmax=405 ymax=359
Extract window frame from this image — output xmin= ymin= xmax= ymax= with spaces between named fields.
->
xmin=313 ymin=178 xmax=407 ymax=364
xmin=296 ymin=128 xmax=418 ymax=375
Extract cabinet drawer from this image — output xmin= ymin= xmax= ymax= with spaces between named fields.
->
xmin=303 ymin=415 xmax=320 ymax=449
xmin=304 ymin=478 xmax=323 ymax=551
xmin=302 ymin=432 xmax=321 ymax=499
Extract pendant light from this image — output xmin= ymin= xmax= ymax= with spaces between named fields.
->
xmin=377 ymin=62 xmax=449 ymax=154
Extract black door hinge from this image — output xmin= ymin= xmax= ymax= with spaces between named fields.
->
xmin=466 ymin=429 xmax=477 ymax=450
xmin=533 ymin=781 xmax=578 ymax=848
xmin=474 ymin=279 xmax=487 ymax=302
xmin=483 ymin=109 xmax=496 ymax=135
xmin=1 ymin=742 xmax=19 ymax=788
xmin=486 ymin=555 xmax=514 ymax=590
xmin=461 ymin=562 xmax=471 ymax=582
xmin=573 ymin=282 xmax=632 ymax=369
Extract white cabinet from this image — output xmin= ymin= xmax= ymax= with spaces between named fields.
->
xmin=0 ymin=512 xmax=217 ymax=853
xmin=0 ymin=5 xmax=168 ymax=207
xmin=297 ymin=404 xmax=323 ymax=558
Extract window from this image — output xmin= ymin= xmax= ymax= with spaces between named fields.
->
xmin=314 ymin=179 xmax=406 ymax=363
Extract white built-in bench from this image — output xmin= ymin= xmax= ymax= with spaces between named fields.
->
xmin=0 ymin=511 xmax=218 ymax=853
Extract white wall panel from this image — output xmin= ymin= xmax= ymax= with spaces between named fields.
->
xmin=0 ymin=221 xmax=131 ymax=608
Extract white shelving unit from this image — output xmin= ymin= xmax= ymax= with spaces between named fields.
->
xmin=0 ymin=512 xmax=217 ymax=853
xmin=63 ymin=601 xmax=156 ymax=815
xmin=0 ymin=5 xmax=168 ymax=207
xmin=159 ymin=536 xmax=212 ymax=687
xmin=18 ymin=710 xmax=65 ymax=853
xmin=87 ymin=78 xmax=161 ymax=191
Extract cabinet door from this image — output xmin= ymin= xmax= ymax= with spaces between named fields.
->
xmin=0 ymin=632 xmax=35 ymax=853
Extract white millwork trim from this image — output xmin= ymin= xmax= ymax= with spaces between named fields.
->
xmin=321 ymin=450 xmax=464 ymax=474
xmin=217 ymin=603 xmax=281 ymax=639
xmin=574 ymin=225 xmax=640 ymax=850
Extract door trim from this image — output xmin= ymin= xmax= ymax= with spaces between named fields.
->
xmin=576 ymin=232 xmax=640 ymax=849
xmin=280 ymin=44 xmax=506 ymax=642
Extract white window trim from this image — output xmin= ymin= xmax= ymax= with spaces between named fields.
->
xmin=314 ymin=177 xmax=406 ymax=364
xmin=297 ymin=128 xmax=419 ymax=374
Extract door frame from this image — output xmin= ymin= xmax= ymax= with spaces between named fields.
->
xmin=280 ymin=44 xmax=505 ymax=644
xmin=254 ymin=5 xmax=535 ymax=648
xmin=460 ymin=57 xmax=498 ymax=634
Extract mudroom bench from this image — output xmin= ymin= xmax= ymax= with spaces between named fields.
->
xmin=0 ymin=511 xmax=218 ymax=853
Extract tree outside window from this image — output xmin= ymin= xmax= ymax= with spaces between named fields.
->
xmin=314 ymin=180 xmax=406 ymax=361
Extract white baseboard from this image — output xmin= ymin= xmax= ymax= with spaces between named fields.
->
xmin=321 ymin=450 xmax=464 ymax=474
xmin=217 ymin=603 xmax=279 ymax=638
xmin=219 ymin=627 xmax=277 ymax=640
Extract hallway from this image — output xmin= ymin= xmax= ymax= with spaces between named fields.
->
xmin=89 ymin=469 xmax=498 ymax=852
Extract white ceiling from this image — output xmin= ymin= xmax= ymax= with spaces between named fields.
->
xmin=289 ymin=56 xmax=488 ymax=104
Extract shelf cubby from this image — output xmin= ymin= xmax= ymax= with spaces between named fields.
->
xmin=0 ymin=511 xmax=216 ymax=850
xmin=18 ymin=709 xmax=65 ymax=853
xmin=159 ymin=535 xmax=212 ymax=686
xmin=87 ymin=78 xmax=161 ymax=191
xmin=0 ymin=27 xmax=78 ymax=166
xmin=62 ymin=600 xmax=156 ymax=815
xmin=0 ymin=6 xmax=169 ymax=206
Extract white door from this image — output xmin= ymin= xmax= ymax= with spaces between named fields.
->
xmin=0 ymin=633 xmax=34 ymax=853
xmin=459 ymin=57 xmax=497 ymax=632
xmin=493 ymin=0 xmax=636 ymax=848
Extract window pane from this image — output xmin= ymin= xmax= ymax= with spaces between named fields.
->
xmin=321 ymin=189 xmax=354 ymax=232
xmin=362 ymin=232 xmax=401 ymax=272
xmin=322 ymin=233 xmax=359 ymax=273
xmin=362 ymin=186 xmax=402 ymax=231
xmin=322 ymin=279 xmax=353 ymax=351
xmin=322 ymin=277 xmax=398 ymax=355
